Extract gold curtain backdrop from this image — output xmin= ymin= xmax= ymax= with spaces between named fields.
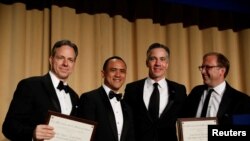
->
xmin=0 ymin=2 xmax=250 ymax=140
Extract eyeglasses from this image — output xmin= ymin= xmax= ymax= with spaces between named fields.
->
xmin=198 ymin=65 xmax=221 ymax=71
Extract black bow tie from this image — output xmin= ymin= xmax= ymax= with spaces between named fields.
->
xmin=109 ymin=91 xmax=122 ymax=101
xmin=57 ymin=81 xmax=69 ymax=93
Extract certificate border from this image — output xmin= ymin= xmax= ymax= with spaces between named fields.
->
xmin=177 ymin=117 xmax=217 ymax=141
xmin=46 ymin=110 xmax=97 ymax=141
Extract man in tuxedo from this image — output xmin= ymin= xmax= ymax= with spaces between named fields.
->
xmin=2 ymin=39 xmax=79 ymax=141
xmin=182 ymin=52 xmax=250 ymax=124
xmin=123 ymin=43 xmax=187 ymax=141
xmin=77 ymin=56 xmax=135 ymax=141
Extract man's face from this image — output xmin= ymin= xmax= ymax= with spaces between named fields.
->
xmin=102 ymin=59 xmax=127 ymax=92
xmin=49 ymin=45 xmax=76 ymax=81
xmin=146 ymin=48 xmax=169 ymax=81
xmin=200 ymin=55 xmax=225 ymax=87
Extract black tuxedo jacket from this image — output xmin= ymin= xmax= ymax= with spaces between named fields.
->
xmin=124 ymin=78 xmax=187 ymax=141
xmin=77 ymin=86 xmax=135 ymax=141
xmin=2 ymin=73 xmax=79 ymax=141
xmin=182 ymin=82 xmax=250 ymax=125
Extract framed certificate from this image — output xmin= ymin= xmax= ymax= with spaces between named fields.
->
xmin=45 ymin=111 xmax=97 ymax=141
xmin=177 ymin=117 xmax=217 ymax=141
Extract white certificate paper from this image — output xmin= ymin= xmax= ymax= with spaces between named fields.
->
xmin=177 ymin=117 xmax=217 ymax=141
xmin=46 ymin=111 xmax=97 ymax=141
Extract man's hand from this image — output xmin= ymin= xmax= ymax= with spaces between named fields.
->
xmin=33 ymin=124 xmax=55 ymax=140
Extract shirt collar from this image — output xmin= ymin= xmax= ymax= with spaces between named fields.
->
xmin=102 ymin=84 xmax=121 ymax=95
xmin=146 ymin=77 xmax=166 ymax=88
xmin=210 ymin=81 xmax=226 ymax=96
xmin=49 ymin=71 xmax=68 ymax=88
xmin=102 ymin=84 xmax=111 ymax=96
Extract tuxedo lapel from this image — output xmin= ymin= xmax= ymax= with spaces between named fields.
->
xmin=160 ymin=80 xmax=175 ymax=118
xmin=120 ymin=101 xmax=129 ymax=141
xmin=195 ymin=86 xmax=207 ymax=106
xmin=42 ymin=73 xmax=61 ymax=112
xmin=188 ymin=85 xmax=208 ymax=116
xmin=217 ymin=84 xmax=232 ymax=118
xmin=138 ymin=79 xmax=153 ymax=121
xmin=68 ymin=87 xmax=78 ymax=115
xmin=100 ymin=87 xmax=119 ymax=141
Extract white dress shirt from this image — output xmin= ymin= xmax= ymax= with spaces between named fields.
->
xmin=143 ymin=78 xmax=169 ymax=117
xmin=49 ymin=71 xmax=72 ymax=115
xmin=103 ymin=84 xmax=123 ymax=141
xmin=196 ymin=81 xmax=226 ymax=117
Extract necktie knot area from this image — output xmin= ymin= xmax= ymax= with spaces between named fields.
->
xmin=109 ymin=91 xmax=122 ymax=101
xmin=57 ymin=81 xmax=69 ymax=93
xmin=200 ymin=89 xmax=214 ymax=117
xmin=153 ymin=83 xmax=158 ymax=88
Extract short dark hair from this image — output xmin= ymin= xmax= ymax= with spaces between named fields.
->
xmin=102 ymin=56 xmax=126 ymax=71
xmin=51 ymin=39 xmax=78 ymax=59
xmin=146 ymin=42 xmax=170 ymax=62
xmin=203 ymin=52 xmax=230 ymax=77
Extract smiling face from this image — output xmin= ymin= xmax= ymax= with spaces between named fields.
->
xmin=146 ymin=48 xmax=169 ymax=81
xmin=49 ymin=45 xmax=76 ymax=81
xmin=102 ymin=58 xmax=127 ymax=92
xmin=200 ymin=55 xmax=226 ymax=87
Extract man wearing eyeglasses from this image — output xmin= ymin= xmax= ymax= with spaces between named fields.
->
xmin=182 ymin=52 xmax=250 ymax=125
